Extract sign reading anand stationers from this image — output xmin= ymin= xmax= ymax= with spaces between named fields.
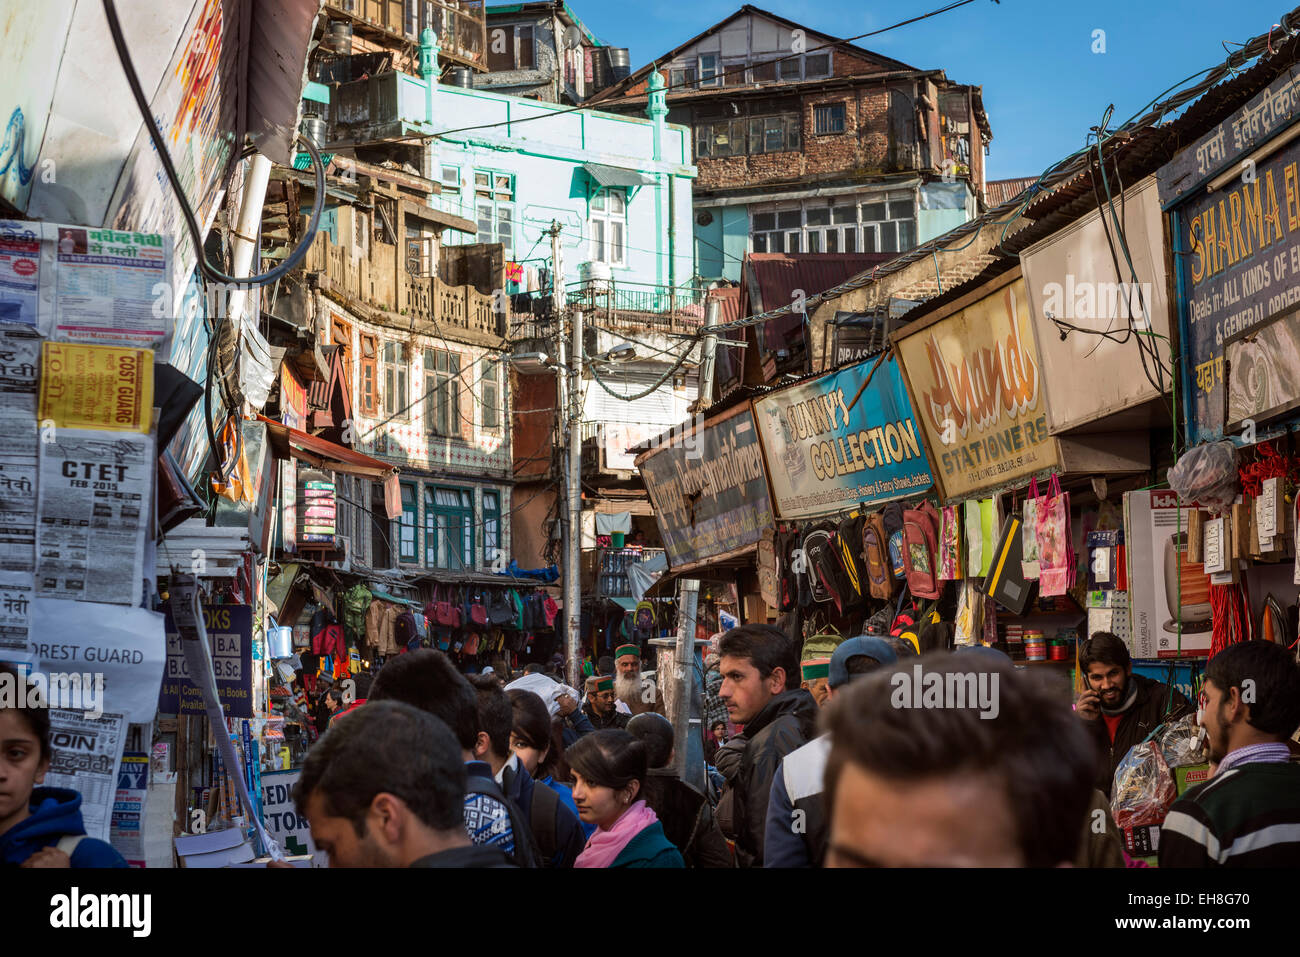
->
xmin=894 ymin=273 xmax=1060 ymax=500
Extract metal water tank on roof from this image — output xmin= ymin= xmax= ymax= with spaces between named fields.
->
xmin=606 ymin=48 xmax=631 ymax=83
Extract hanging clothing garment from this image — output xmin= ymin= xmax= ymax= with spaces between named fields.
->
xmin=310 ymin=607 xmax=346 ymax=661
xmin=365 ymin=600 xmax=400 ymax=656
xmin=340 ymin=583 xmax=373 ymax=648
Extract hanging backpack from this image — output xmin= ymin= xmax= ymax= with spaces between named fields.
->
xmin=861 ymin=511 xmax=897 ymax=600
xmin=803 ymin=524 xmax=851 ymax=610
xmin=882 ymin=502 xmax=908 ymax=581
xmin=902 ymin=500 xmax=942 ymax=600
xmin=470 ymin=589 xmax=489 ymax=627
xmin=775 ymin=525 xmax=800 ymax=612
xmin=834 ymin=512 xmax=867 ymax=603
xmin=488 ymin=590 xmax=515 ymax=627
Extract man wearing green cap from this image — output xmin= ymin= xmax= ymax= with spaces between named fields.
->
xmin=581 ymin=675 xmax=629 ymax=730
xmin=800 ymin=658 xmax=832 ymax=708
xmin=614 ymin=644 xmax=665 ymax=717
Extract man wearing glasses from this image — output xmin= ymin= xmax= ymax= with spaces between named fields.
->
xmin=1159 ymin=640 xmax=1300 ymax=867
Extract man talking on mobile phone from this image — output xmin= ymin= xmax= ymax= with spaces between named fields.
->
xmin=1074 ymin=632 xmax=1191 ymax=798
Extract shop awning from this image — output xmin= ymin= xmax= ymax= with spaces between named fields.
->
xmin=645 ymin=546 xmax=757 ymax=598
xmin=583 ymin=163 xmax=657 ymax=189
xmin=257 ymin=415 xmax=401 ymax=518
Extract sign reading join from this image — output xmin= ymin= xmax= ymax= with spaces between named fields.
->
xmin=158 ymin=604 xmax=252 ymax=719
xmin=753 ymin=353 xmax=933 ymax=520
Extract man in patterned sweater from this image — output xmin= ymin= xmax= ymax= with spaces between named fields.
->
xmin=1160 ymin=640 xmax=1300 ymax=867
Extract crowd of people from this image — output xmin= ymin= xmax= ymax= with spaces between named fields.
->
xmin=2 ymin=621 xmax=1299 ymax=869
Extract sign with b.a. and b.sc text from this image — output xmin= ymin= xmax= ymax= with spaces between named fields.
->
xmin=158 ymin=603 xmax=252 ymax=718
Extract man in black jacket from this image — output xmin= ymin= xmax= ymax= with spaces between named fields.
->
xmin=1074 ymin=632 xmax=1191 ymax=797
xmin=717 ymin=624 xmax=817 ymax=867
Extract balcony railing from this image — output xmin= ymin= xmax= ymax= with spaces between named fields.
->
xmin=324 ymin=1 xmax=487 ymax=71
xmin=564 ymin=279 xmax=707 ymax=334
xmin=305 ymin=232 xmax=502 ymax=337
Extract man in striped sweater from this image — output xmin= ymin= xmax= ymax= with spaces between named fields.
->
xmin=1159 ymin=640 xmax=1300 ymax=867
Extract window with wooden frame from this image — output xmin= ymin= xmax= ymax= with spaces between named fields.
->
xmin=358 ymin=333 xmax=379 ymax=416
xmin=383 ymin=341 xmax=409 ymax=420
xmin=479 ymin=357 xmax=501 ymax=430
xmin=482 ymin=490 xmax=501 ymax=568
xmin=814 ymin=102 xmax=847 ymax=135
xmin=398 ymin=481 xmax=418 ymax=562
xmin=487 ymin=24 xmax=535 ymax=71
xmin=424 ymin=486 xmax=475 ymax=570
xmin=424 ymin=348 xmax=461 ymax=438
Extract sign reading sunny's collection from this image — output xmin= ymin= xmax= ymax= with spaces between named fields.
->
xmin=894 ymin=274 xmax=1060 ymax=500
xmin=753 ymin=353 xmax=933 ymax=519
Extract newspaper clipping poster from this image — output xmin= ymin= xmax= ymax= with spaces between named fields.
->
xmin=36 ymin=429 xmax=153 ymax=604
xmin=0 ymin=328 xmax=40 ymax=576
xmin=0 ymin=572 xmax=33 ymax=650
xmin=0 ymin=220 xmax=172 ymax=360
xmin=45 ymin=709 xmax=127 ymax=843
xmin=38 ymin=342 xmax=153 ymax=433
xmin=110 ymin=752 xmax=150 ymax=868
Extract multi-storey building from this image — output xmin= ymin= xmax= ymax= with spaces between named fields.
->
xmin=478 ymin=1 xmax=609 ymax=103
xmin=586 ymin=4 xmax=992 ymax=284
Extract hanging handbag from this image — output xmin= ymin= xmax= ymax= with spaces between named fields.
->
xmin=433 ymin=585 xmax=458 ymax=627
xmin=938 ymin=504 xmax=962 ymax=581
xmin=470 ymin=589 xmax=489 ymax=627
xmin=1022 ymin=477 xmax=1043 ymax=580
xmin=1036 ymin=473 xmax=1075 ymax=598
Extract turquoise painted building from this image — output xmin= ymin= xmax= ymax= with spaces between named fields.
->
xmin=430 ymin=75 xmax=697 ymax=292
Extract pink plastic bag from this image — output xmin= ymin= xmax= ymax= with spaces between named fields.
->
xmin=1036 ymin=473 xmax=1075 ymax=597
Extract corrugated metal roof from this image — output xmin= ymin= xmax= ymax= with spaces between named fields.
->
xmin=706 ymin=286 xmax=740 ymax=325
xmin=740 ymin=253 xmax=894 ymax=354
xmin=984 ymin=176 xmax=1038 ymax=208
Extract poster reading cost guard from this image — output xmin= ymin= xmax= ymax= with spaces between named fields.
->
xmin=158 ymin=603 xmax=253 ymax=718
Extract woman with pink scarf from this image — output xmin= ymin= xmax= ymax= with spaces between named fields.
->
xmin=570 ymin=730 xmax=684 ymax=868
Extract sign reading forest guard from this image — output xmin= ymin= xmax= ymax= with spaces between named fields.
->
xmin=158 ymin=604 xmax=252 ymax=719
xmin=636 ymin=405 xmax=774 ymax=569
xmin=894 ymin=273 xmax=1060 ymax=500
xmin=754 ymin=353 xmax=933 ymax=519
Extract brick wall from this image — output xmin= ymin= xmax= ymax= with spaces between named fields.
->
xmin=694 ymin=84 xmax=917 ymax=193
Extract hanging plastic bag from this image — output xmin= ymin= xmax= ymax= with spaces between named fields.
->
xmin=1022 ymin=477 xmax=1042 ymax=580
xmin=1037 ymin=474 xmax=1075 ymax=597
xmin=210 ymin=414 xmax=253 ymax=503
xmin=1110 ymin=740 xmax=1178 ymax=832
xmin=1167 ymin=440 xmax=1238 ymax=513
xmin=964 ymin=500 xmax=983 ymax=573
xmin=954 ymin=579 xmax=983 ymax=645
xmin=939 ymin=505 xmax=962 ymax=580
xmin=1159 ymin=713 xmax=1209 ymax=769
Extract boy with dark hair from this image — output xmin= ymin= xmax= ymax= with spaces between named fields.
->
xmin=716 ymin=624 xmax=817 ymax=867
xmin=468 ymin=675 xmax=585 ymax=868
xmin=1160 ymin=641 xmax=1300 ymax=867
xmin=824 ymin=653 xmax=1097 ymax=867
xmin=0 ymin=665 xmax=126 ymax=867
xmin=295 ymin=700 xmax=513 ymax=867
xmin=1074 ymin=631 xmax=1190 ymax=796
xmin=370 ymin=651 xmax=537 ymax=866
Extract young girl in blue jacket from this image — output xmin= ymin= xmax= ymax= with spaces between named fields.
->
xmin=1 ymin=665 xmax=127 ymax=868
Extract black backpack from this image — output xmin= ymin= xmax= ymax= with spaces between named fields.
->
xmin=465 ymin=771 xmax=540 ymax=868
xmin=834 ymin=512 xmax=867 ymax=607
xmin=803 ymin=523 xmax=851 ymax=611
xmin=775 ymin=525 xmax=799 ymax=612
xmin=502 ymin=763 xmax=567 ymax=867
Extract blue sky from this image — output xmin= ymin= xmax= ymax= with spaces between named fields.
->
xmin=573 ymin=0 xmax=1294 ymax=180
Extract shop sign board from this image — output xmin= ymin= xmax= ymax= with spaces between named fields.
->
xmin=893 ymin=273 xmax=1060 ymax=500
xmin=753 ymin=352 xmax=933 ymax=519
xmin=261 ymin=769 xmax=326 ymax=866
xmin=1019 ymin=175 xmax=1173 ymax=434
xmin=159 ymin=603 xmax=253 ymax=719
xmin=1159 ymin=69 xmax=1300 ymax=445
xmin=635 ymin=405 xmax=773 ymax=569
